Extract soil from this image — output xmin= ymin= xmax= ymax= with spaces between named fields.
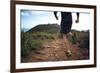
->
xmin=22 ymin=38 xmax=89 ymax=63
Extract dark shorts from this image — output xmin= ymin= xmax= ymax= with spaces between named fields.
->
xmin=60 ymin=12 xmax=72 ymax=34
xmin=60 ymin=21 xmax=72 ymax=34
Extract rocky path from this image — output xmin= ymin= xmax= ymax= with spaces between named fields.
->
xmin=22 ymin=38 xmax=89 ymax=63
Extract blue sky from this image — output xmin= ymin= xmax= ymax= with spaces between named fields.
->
xmin=21 ymin=10 xmax=90 ymax=31
xmin=21 ymin=10 xmax=59 ymax=30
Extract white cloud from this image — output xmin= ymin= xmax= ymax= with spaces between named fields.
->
xmin=72 ymin=13 xmax=90 ymax=31
xmin=21 ymin=12 xmax=29 ymax=16
xmin=30 ymin=10 xmax=52 ymax=16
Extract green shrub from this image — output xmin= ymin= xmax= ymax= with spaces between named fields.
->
xmin=21 ymin=31 xmax=57 ymax=58
xmin=32 ymin=32 xmax=56 ymax=40
xmin=30 ymin=40 xmax=42 ymax=49
xmin=67 ymin=34 xmax=77 ymax=44
xmin=21 ymin=48 xmax=30 ymax=57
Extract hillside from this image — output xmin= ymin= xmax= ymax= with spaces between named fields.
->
xmin=27 ymin=23 xmax=60 ymax=33
xmin=21 ymin=24 xmax=90 ymax=62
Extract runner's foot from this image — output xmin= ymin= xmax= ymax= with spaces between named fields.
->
xmin=66 ymin=49 xmax=72 ymax=57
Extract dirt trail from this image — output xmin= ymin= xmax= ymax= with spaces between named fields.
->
xmin=22 ymin=38 xmax=89 ymax=63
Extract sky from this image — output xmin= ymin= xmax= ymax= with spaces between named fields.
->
xmin=21 ymin=10 xmax=90 ymax=32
